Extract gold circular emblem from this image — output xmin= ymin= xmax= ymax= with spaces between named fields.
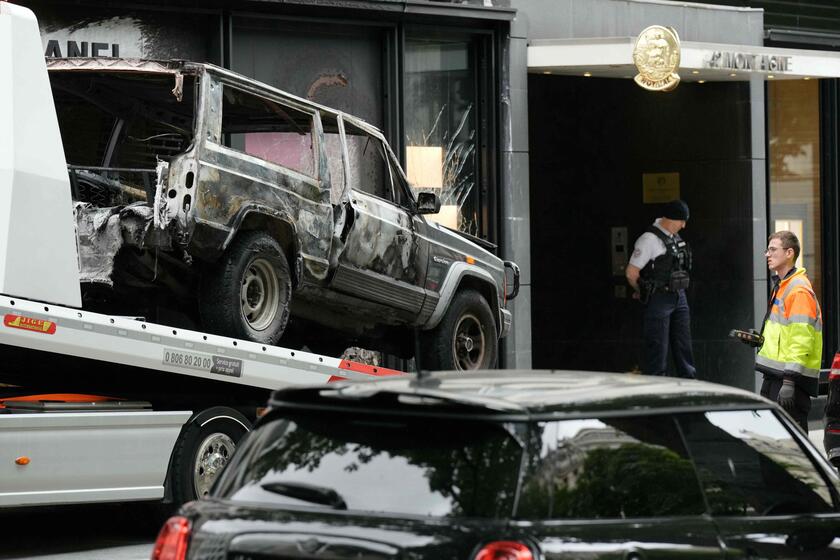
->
xmin=633 ymin=26 xmax=681 ymax=92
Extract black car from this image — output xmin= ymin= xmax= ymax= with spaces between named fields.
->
xmin=153 ymin=371 xmax=840 ymax=559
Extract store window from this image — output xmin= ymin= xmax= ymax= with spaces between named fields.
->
xmin=404 ymin=36 xmax=479 ymax=235
xmin=768 ymin=80 xmax=822 ymax=301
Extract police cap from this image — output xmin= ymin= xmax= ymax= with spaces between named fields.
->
xmin=663 ymin=199 xmax=689 ymax=221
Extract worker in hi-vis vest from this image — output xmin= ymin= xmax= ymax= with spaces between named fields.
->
xmin=756 ymin=230 xmax=822 ymax=432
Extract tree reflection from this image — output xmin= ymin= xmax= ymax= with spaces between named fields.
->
xmin=518 ymin=443 xmax=702 ymax=519
xmin=239 ymin=415 xmax=526 ymax=518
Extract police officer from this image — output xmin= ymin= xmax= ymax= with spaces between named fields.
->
xmin=625 ymin=200 xmax=696 ymax=378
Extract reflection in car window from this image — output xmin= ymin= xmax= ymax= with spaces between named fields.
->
xmin=678 ymin=410 xmax=834 ymax=516
xmin=516 ymin=415 xmax=705 ymax=519
xmin=214 ymin=413 xmax=521 ymax=518
xmin=221 ymin=85 xmax=315 ymax=178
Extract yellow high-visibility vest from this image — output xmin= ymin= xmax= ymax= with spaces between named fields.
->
xmin=757 ymin=268 xmax=822 ymax=397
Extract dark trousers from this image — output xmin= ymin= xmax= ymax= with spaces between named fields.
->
xmin=760 ymin=376 xmax=811 ymax=432
xmin=643 ymin=290 xmax=696 ymax=378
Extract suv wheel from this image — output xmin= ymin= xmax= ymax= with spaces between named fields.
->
xmin=201 ymin=231 xmax=292 ymax=345
xmin=421 ymin=289 xmax=498 ymax=371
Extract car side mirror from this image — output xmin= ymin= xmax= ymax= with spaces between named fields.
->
xmin=416 ymin=192 xmax=441 ymax=214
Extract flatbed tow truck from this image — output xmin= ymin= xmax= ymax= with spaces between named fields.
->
xmin=0 ymin=1 xmax=402 ymax=508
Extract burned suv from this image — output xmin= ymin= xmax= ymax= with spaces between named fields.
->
xmin=48 ymin=58 xmax=518 ymax=370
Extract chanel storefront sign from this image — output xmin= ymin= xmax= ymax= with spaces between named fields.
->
xmin=706 ymin=51 xmax=792 ymax=73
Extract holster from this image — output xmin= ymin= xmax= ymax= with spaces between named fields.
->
xmin=669 ymin=270 xmax=690 ymax=291
xmin=639 ymin=279 xmax=654 ymax=304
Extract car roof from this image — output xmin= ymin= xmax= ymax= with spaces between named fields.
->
xmin=268 ymin=370 xmax=772 ymax=420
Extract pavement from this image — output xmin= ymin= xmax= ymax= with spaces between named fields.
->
xmin=0 ymin=502 xmax=162 ymax=560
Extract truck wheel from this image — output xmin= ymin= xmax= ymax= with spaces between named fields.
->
xmin=421 ymin=289 xmax=498 ymax=371
xmin=201 ymin=231 xmax=292 ymax=345
xmin=170 ymin=407 xmax=250 ymax=504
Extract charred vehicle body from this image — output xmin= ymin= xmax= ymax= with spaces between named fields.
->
xmin=50 ymin=58 xmax=518 ymax=370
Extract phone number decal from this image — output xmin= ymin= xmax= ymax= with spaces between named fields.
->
xmin=163 ymin=348 xmax=243 ymax=377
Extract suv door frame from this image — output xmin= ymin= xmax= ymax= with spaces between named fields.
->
xmin=329 ymin=118 xmax=429 ymax=320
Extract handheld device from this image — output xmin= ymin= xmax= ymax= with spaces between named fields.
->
xmin=729 ymin=329 xmax=764 ymax=348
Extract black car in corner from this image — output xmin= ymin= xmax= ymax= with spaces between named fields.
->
xmin=152 ymin=371 xmax=840 ymax=559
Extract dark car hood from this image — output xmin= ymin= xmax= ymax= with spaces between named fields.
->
xmin=185 ymin=500 xmax=509 ymax=559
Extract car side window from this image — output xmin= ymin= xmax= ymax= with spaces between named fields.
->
xmin=343 ymin=121 xmax=393 ymax=201
xmin=678 ymin=410 xmax=835 ymax=516
xmin=516 ymin=415 xmax=706 ymax=519
xmin=221 ymin=85 xmax=316 ymax=179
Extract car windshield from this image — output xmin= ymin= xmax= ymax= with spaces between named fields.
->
xmin=214 ymin=412 xmax=523 ymax=518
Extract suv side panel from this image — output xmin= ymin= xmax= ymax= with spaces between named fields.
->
xmin=327 ymin=122 xmax=431 ymax=322
xmin=187 ymin=73 xmax=334 ymax=283
xmin=422 ymin=224 xmax=505 ymax=331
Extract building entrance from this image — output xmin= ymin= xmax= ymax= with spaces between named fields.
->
xmin=527 ymin=74 xmax=757 ymax=388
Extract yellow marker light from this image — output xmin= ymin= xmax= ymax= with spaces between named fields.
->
xmin=768 ymin=75 xmax=775 ymax=79
xmin=583 ymin=72 xmax=592 ymax=77
xmin=691 ymin=70 xmax=700 ymax=75
xmin=466 ymin=256 xmax=476 ymax=265
xmin=15 ymin=456 xmax=30 ymax=466
xmin=804 ymin=77 xmax=811 ymax=80
xmin=698 ymin=80 xmax=706 ymax=84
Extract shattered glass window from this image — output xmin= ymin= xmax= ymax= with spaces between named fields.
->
xmin=221 ymin=86 xmax=316 ymax=179
xmin=404 ymin=37 xmax=477 ymax=234
xmin=52 ymin=72 xmax=194 ymax=170
xmin=50 ymin=71 xmax=196 ymax=206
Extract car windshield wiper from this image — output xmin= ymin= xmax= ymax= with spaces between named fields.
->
xmin=260 ymin=481 xmax=348 ymax=510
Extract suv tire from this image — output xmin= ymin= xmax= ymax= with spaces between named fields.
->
xmin=421 ymin=289 xmax=498 ymax=371
xmin=201 ymin=231 xmax=292 ymax=345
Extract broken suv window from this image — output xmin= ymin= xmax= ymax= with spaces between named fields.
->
xmin=51 ymin=71 xmax=196 ymax=207
xmin=343 ymin=121 xmax=394 ymax=201
xmin=221 ymin=85 xmax=316 ymax=179
xmin=321 ymin=114 xmax=346 ymax=206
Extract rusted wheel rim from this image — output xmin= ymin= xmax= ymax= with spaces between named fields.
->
xmin=193 ymin=432 xmax=236 ymax=499
xmin=452 ymin=312 xmax=486 ymax=370
xmin=241 ymin=257 xmax=280 ymax=331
